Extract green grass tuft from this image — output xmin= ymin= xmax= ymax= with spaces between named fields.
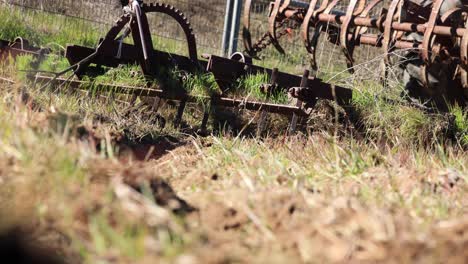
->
xmin=85 ymin=64 xmax=148 ymax=87
xmin=450 ymin=105 xmax=468 ymax=146
xmin=233 ymin=73 xmax=288 ymax=104
xmin=182 ymin=72 xmax=219 ymax=97
xmin=351 ymin=85 xmax=460 ymax=146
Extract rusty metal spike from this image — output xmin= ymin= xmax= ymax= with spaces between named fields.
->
xmin=242 ymin=0 xmax=254 ymax=56
xmin=352 ymin=0 xmax=366 ymax=16
xmin=340 ymin=0 xmax=365 ymax=73
xmin=174 ymin=100 xmax=187 ymax=127
xmin=257 ymin=68 xmax=279 ymax=137
xmin=354 ymin=0 xmax=383 ymax=38
xmin=460 ymin=17 xmax=468 ymax=90
xmin=268 ymin=0 xmax=286 ymax=54
xmin=380 ymin=0 xmax=403 ymax=84
xmin=308 ymin=0 xmax=339 ymax=71
xmin=279 ymin=0 xmax=291 ymax=13
xmin=301 ymin=0 xmax=321 ymax=71
xmin=382 ymin=0 xmax=401 ymax=63
xmin=288 ymin=69 xmax=309 ymax=134
xmin=420 ymin=0 xmax=445 ymax=89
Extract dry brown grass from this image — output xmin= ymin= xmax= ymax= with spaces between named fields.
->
xmin=150 ymin=135 xmax=466 ymax=262
xmin=0 ymin=26 xmax=467 ymax=264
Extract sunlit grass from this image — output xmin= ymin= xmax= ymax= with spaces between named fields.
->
xmin=0 ymin=5 xmax=102 ymax=47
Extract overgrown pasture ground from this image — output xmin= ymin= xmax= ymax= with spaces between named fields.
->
xmin=0 ymin=2 xmax=468 ymax=263
xmin=0 ymin=54 xmax=467 ymax=263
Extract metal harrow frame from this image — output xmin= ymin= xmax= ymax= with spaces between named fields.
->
xmin=5 ymin=1 xmax=465 ymax=135
xmin=243 ymin=0 xmax=468 ymax=106
xmin=2 ymin=0 xmax=351 ymax=135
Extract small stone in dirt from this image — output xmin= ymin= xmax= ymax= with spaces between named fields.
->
xmin=307 ymin=187 xmax=321 ymax=194
xmin=211 ymin=173 xmax=219 ymax=181
xmin=125 ymin=177 xmax=197 ymax=216
xmin=276 ymin=175 xmax=289 ymax=185
xmin=224 ymin=208 xmax=237 ymax=217
xmin=288 ymin=204 xmax=296 ymax=215
xmin=439 ymin=169 xmax=464 ymax=189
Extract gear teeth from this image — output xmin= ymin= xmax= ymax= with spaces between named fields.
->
xmin=143 ymin=1 xmax=198 ymax=61
xmin=144 ymin=2 xmax=194 ymax=32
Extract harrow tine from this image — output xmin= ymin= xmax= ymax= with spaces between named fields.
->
xmin=352 ymin=0 xmax=366 ymax=16
xmin=288 ymin=69 xmax=309 ymax=135
xmin=268 ymin=0 xmax=287 ymax=54
xmin=174 ymin=100 xmax=187 ymax=128
xmin=460 ymin=17 xmax=468 ymax=92
xmin=315 ymin=0 xmax=330 ymax=14
xmin=242 ymin=0 xmax=254 ymax=56
xmin=257 ymin=68 xmax=278 ymax=137
xmin=340 ymin=0 xmax=367 ymax=73
xmin=308 ymin=0 xmax=339 ymax=72
xmin=12 ymin=37 xmax=28 ymax=50
xmin=381 ymin=0 xmax=403 ymax=84
xmin=301 ymin=0 xmax=321 ymax=71
xmin=441 ymin=7 xmax=460 ymax=24
xmin=151 ymin=97 xmax=162 ymax=112
xmin=200 ymin=106 xmax=211 ymax=134
xmin=279 ymin=0 xmax=292 ymax=13
xmin=420 ymin=0 xmax=445 ymax=91
xmin=354 ymin=0 xmax=383 ymax=38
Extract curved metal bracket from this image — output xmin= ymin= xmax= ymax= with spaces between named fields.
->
xmin=307 ymin=0 xmax=339 ymax=71
xmin=420 ymin=0 xmax=444 ymax=89
xmin=382 ymin=0 xmax=403 ymax=64
xmin=460 ymin=16 xmax=468 ymax=90
xmin=242 ymin=0 xmax=255 ymax=56
xmin=354 ymin=0 xmax=383 ymax=38
xmin=340 ymin=0 xmax=366 ymax=73
xmin=279 ymin=0 xmax=291 ymax=13
xmin=301 ymin=0 xmax=322 ymax=70
xmin=230 ymin=51 xmax=253 ymax=64
xmin=381 ymin=0 xmax=403 ymax=82
xmin=268 ymin=0 xmax=287 ymax=54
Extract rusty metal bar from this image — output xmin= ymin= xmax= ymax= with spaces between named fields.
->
xmin=283 ymin=9 xmax=466 ymax=37
xmin=33 ymin=75 xmax=309 ymax=116
xmin=65 ymin=43 xmax=206 ymax=76
xmin=207 ymin=55 xmax=352 ymax=105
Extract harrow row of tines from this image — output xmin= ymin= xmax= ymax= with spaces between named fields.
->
xmin=0 ymin=1 xmax=353 ymax=135
xmin=244 ymin=0 xmax=468 ymax=103
xmin=1 ymin=1 xmax=466 ymax=136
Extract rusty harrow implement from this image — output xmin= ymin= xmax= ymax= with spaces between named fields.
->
xmin=2 ymin=1 xmax=352 ymax=134
xmin=244 ymin=0 xmax=468 ymax=106
xmin=1 ymin=0 xmax=466 ymax=135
